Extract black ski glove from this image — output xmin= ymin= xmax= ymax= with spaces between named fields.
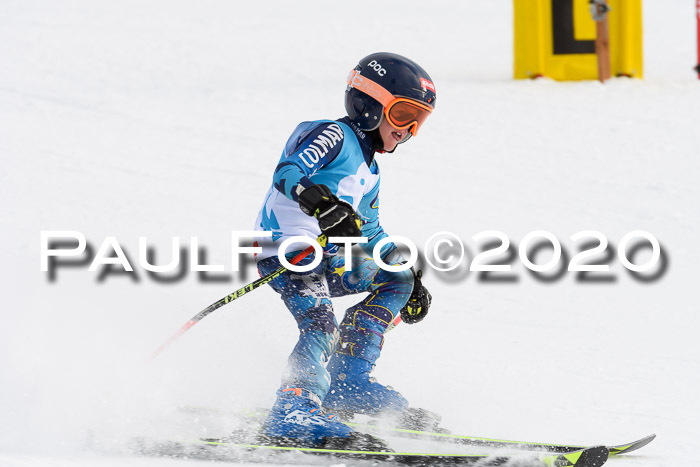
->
xmin=298 ymin=184 xmax=363 ymax=238
xmin=400 ymin=269 xmax=432 ymax=324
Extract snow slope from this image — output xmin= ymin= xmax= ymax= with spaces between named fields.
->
xmin=2 ymin=1 xmax=699 ymax=465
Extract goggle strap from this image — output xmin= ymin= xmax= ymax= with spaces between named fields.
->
xmin=347 ymin=69 xmax=395 ymax=108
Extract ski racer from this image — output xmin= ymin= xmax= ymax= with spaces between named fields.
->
xmin=254 ymin=52 xmax=435 ymax=447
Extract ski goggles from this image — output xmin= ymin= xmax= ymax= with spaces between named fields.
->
xmin=347 ymin=69 xmax=433 ymax=136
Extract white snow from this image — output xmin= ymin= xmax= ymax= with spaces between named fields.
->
xmin=2 ymin=1 xmax=699 ymax=466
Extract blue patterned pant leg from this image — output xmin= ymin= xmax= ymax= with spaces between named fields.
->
xmin=257 ymin=254 xmax=339 ymax=399
xmin=324 ymin=255 xmax=414 ymax=365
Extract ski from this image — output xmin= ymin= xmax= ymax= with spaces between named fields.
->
xmin=178 ymin=405 xmax=655 ymax=457
xmin=134 ymin=435 xmax=609 ymax=467
xmin=349 ymin=423 xmax=656 ymax=456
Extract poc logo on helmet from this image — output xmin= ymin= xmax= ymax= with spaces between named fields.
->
xmin=367 ymin=60 xmax=387 ymax=76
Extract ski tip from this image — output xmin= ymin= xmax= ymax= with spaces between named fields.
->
xmin=608 ymin=433 xmax=656 ymax=456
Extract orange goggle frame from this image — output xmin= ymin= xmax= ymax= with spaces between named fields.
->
xmin=347 ymin=69 xmax=433 ymax=136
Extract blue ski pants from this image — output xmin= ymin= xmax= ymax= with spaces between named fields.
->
xmin=257 ymin=252 xmax=413 ymax=400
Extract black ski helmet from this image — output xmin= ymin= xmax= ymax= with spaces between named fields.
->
xmin=345 ymin=52 xmax=436 ymax=133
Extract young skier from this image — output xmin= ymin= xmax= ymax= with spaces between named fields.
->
xmin=254 ymin=52 xmax=435 ymax=447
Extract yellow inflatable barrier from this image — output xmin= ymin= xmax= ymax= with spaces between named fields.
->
xmin=514 ymin=0 xmax=643 ymax=80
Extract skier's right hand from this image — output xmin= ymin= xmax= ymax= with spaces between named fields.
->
xmin=298 ymin=184 xmax=363 ymax=238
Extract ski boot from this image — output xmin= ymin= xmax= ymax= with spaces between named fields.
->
xmin=262 ymin=387 xmax=389 ymax=450
xmin=325 ymin=354 xmax=408 ymax=415
xmin=324 ymin=354 xmax=443 ymax=431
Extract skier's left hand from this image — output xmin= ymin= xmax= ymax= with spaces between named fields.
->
xmin=400 ymin=269 xmax=431 ymax=324
xmin=297 ymin=184 xmax=363 ymax=238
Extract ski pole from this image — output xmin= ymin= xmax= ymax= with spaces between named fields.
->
xmin=386 ymin=315 xmax=403 ymax=333
xmin=151 ymin=237 xmax=324 ymax=359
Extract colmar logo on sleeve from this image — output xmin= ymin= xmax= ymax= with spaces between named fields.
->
xmin=296 ymin=124 xmax=344 ymax=169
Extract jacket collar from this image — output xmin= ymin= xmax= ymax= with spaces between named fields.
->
xmin=338 ymin=116 xmax=378 ymax=166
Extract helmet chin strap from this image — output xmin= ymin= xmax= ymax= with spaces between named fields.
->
xmin=367 ymin=113 xmax=386 ymax=153
xmin=368 ymin=129 xmax=386 ymax=153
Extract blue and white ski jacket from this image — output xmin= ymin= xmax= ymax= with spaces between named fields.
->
xmin=254 ymin=117 xmax=398 ymax=261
